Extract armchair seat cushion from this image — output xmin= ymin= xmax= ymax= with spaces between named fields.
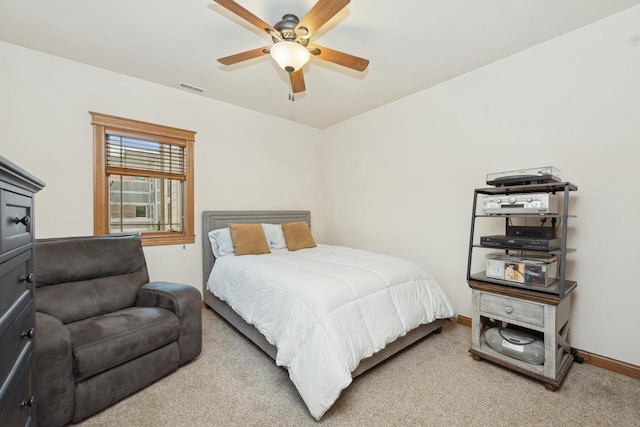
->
xmin=66 ymin=307 xmax=180 ymax=382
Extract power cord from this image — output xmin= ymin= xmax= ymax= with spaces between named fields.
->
xmin=571 ymin=348 xmax=585 ymax=364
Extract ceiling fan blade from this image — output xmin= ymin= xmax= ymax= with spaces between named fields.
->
xmin=218 ymin=47 xmax=270 ymax=66
xmin=296 ymin=0 xmax=350 ymax=35
xmin=210 ymin=0 xmax=276 ymax=36
xmin=309 ymin=45 xmax=369 ymax=71
xmin=290 ymin=69 xmax=306 ymax=93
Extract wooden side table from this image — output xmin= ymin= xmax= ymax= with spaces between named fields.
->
xmin=468 ymin=280 xmax=575 ymax=390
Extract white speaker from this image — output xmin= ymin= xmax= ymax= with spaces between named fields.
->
xmin=485 ymin=327 xmax=544 ymax=365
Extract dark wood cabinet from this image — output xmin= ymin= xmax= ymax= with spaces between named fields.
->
xmin=0 ymin=156 xmax=45 ymax=427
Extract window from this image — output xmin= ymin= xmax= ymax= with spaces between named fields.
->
xmin=135 ymin=205 xmax=147 ymax=218
xmin=91 ymin=112 xmax=195 ymax=246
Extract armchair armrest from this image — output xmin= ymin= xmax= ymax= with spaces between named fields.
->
xmin=35 ymin=311 xmax=74 ymax=427
xmin=136 ymin=282 xmax=202 ymax=364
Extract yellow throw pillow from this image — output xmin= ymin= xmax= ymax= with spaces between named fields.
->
xmin=282 ymin=221 xmax=317 ymax=251
xmin=228 ymin=223 xmax=271 ymax=256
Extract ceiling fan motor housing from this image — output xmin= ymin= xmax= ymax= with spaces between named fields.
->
xmin=273 ymin=14 xmax=309 ymax=46
xmin=274 ymin=14 xmax=299 ymax=39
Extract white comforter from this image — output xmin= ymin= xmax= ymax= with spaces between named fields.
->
xmin=207 ymin=244 xmax=455 ymax=420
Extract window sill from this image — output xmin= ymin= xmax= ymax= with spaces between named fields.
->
xmin=140 ymin=233 xmax=195 ymax=247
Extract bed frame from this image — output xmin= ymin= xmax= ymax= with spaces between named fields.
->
xmin=201 ymin=210 xmax=445 ymax=378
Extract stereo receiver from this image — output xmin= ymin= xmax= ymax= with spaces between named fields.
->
xmin=482 ymin=193 xmax=558 ymax=215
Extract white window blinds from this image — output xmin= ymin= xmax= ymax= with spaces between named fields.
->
xmin=106 ymin=134 xmax=186 ymax=179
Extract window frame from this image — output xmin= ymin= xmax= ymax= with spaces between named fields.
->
xmin=91 ymin=112 xmax=195 ymax=246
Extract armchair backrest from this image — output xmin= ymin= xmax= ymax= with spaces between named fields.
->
xmin=34 ymin=234 xmax=150 ymax=324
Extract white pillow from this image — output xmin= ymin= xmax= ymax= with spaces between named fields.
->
xmin=262 ymin=223 xmax=287 ymax=250
xmin=208 ymin=228 xmax=235 ymax=258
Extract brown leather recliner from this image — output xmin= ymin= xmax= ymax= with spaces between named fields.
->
xmin=34 ymin=234 xmax=202 ymax=426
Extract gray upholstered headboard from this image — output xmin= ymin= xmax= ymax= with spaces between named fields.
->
xmin=201 ymin=210 xmax=311 ymax=296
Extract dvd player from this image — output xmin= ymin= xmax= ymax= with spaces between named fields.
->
xmin=480 ymin=235 xmax=561 ymax=251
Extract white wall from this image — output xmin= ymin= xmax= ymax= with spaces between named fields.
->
xmin=2 ymin=5 xmax=639 ymax=368
xmin=323 ymin=6 xmax=640 ymax=366
xmin=0 ymin=40 xmax=325 ymax=292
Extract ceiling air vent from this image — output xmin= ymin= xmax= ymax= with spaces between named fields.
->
xmin=178 ymin=82 xmax=206 ymax=94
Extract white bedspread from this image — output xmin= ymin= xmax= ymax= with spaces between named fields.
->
xmin=207 ymin=244 xmax=455 ymax=420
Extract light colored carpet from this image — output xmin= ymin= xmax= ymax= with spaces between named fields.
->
xmin=78 ymin=308 xmax=640 ymax=427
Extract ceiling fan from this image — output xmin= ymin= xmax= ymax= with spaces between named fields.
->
xmin=210 ymin=0 xmax=369 ymax=99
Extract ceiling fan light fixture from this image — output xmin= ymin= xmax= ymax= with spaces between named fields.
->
xmin=270 ymin=41 xmax=310 ymax=73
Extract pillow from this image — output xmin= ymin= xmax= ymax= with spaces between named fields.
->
xmin=228 ymin=223 xmax=271 ymax=256
xmin=208 ymin=228 xmax=235 ymax=258
xmin=282 ymin=221 xmax=316 ymax=251
xmin=262 ymin=223 xmax=287 ymax=250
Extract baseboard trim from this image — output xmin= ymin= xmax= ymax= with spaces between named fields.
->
xmin=572 ymin=350 xmax=640 ymax=380
xmin=457 ymin=315 xmax=472 ymax=328
xmin=455 ymin=315 xmax=640 ymax=380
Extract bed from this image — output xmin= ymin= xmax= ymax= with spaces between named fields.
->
xmin=201 ymin=210 xmax=456 ymax=420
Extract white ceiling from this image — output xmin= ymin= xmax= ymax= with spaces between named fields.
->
xmin=1 ymin=0 xmax=639 ymax=129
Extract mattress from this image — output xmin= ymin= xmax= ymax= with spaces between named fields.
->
xmin=206 ymin=244 xmax=455 ymax=420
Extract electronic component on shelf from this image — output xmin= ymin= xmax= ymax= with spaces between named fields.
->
xmin=480 ymin=235 xmax=561 ymax=251
xmin=506 ymin=225 xmax=556 ymax=239
xmin=486 ymin=253 xmax=557 ymax=287
xmin=484 ymin=328 xmax=545 ymax=364
xmin=486 ymin=166 xmax=561 ymax=187
xmin=482 ymin=193 xmax=558 ymax=215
